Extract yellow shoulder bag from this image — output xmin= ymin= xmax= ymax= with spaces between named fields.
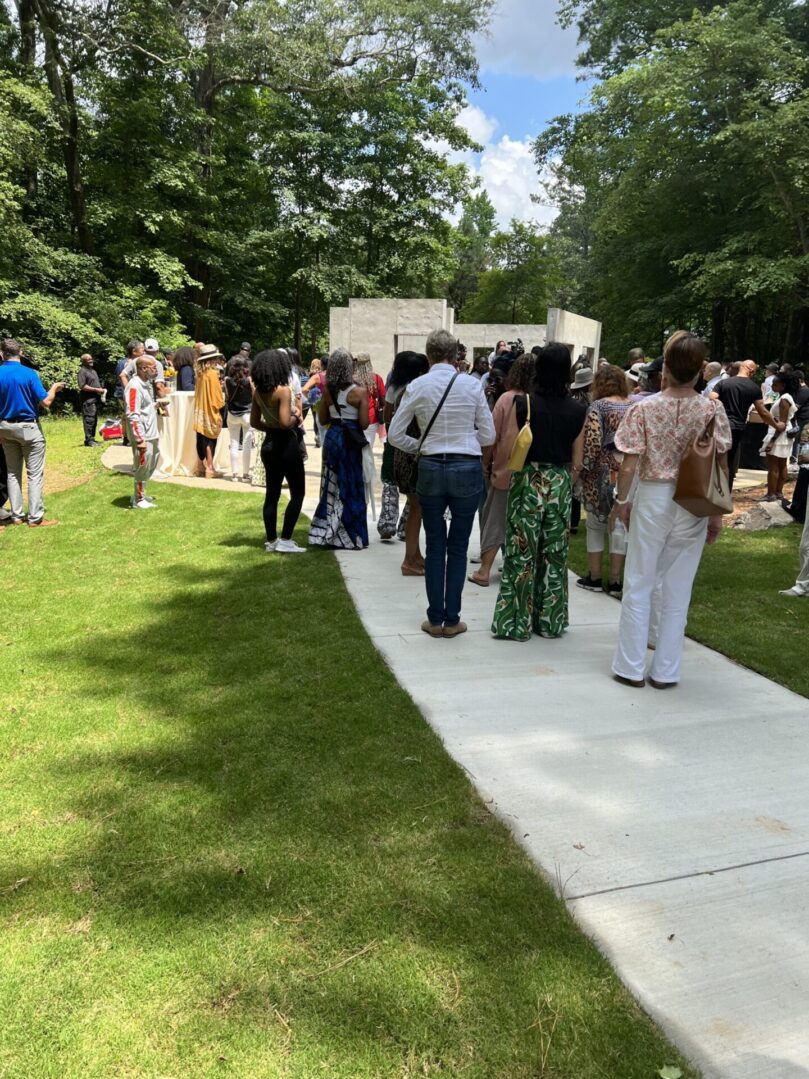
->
xmin=507 ymin=393 xmax=533 ymax=471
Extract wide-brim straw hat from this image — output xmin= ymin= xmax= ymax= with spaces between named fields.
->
xmin=197 ymin=343 xmax=224 ymax=362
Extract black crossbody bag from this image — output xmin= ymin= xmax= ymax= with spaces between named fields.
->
xmin=415 ymin=373 xmax=460 ymax=459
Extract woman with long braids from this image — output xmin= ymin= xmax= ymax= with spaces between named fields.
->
xmin=250 ymin=349 xmax=306 ymax=554
xmin=309 ymin=348 xmax=370 ymax=549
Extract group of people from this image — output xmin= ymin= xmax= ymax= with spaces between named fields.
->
xmin=3 ymin=324 xmax=808 ymax=682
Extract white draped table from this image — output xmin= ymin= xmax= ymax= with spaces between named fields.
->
xmin=156 ymin=390 xmax=231 ymax=477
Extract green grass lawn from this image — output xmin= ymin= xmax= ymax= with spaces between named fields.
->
xmin=0 ymin=420 xmax=697 ymax=1078
xmin=569 ymin=508 xmax=809 ymax=699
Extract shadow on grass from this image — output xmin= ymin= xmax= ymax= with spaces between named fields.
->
xmin=2 ymin=481 xmax=697 ymax=1077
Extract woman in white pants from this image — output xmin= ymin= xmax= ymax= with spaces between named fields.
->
xmin=353 ymin=353 xmax=386 ymax=516
xmin=609 ymin=331 xmax=732 ymax=689
xmin=224 ymin=357 xmax=254 ymax=481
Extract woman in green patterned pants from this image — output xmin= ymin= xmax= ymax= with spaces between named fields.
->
xmin=492 ymin=344 xmax=586 ymax=641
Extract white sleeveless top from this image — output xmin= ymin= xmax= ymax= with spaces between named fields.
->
xmin=329 ymin=387 xmax=358 ymax=421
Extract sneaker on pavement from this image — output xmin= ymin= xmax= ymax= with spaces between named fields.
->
xmin=275 ymin=538 xmax=306 ymax=554
xmin=130 ymin=498 xmax=156 ymax=510
xmin=576 ymin=573 xmax=603 ymax=592
xmin=606 ymin=580 xmax=623 ymax=599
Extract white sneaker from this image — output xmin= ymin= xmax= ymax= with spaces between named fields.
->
xmin=779 ymin=587 xmax=807 ymax=597
xmin=265 ymin=540 xmax=277 ymax=552
xmin=275 ymin=538 xmax=306 ymax=554
xmin=131 ymin=498 xmax=156 ymax=510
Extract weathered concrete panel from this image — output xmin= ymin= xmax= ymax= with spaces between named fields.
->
xmin=455 ymin=323 xmax=547 ymax=353
xmin=546 ymin=308 xmax=602 ymax=364
xmin=328 ymin=299 xmax=601 ymax=379
xmin=329 ymin=307 xmax=351 ymax=352
xmin=395 ymin=298 xmax=448 ymax=334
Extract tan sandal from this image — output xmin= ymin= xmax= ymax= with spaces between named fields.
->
xmin=467 ymin=573 xmax=489 ymax=587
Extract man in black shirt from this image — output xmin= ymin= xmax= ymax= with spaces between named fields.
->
xmin=77 ymin=353 xmax=105 ymax=446
xmin=712 ymin=359 xmax=783 ymax=488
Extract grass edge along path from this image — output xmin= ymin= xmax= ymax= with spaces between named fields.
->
xmin=2 ymin=431 xmax=697 ymax=1078
xmin=568 ymin=515 xmax=809 ymax=701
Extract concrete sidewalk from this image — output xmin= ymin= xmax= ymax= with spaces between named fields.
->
xmin=102 ymin=440 xmax=808 ymax=1074
xmin=330 ymin=522 xmax=809 ymax=1079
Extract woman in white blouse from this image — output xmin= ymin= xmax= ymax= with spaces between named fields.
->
xmin=610 ymin=331 xmax=732 ymax=689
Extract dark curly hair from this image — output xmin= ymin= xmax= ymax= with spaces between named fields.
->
xmin=173 ymin=346 xmax=196 ymax=370
xmin=389 ymin=350 xmax=428 ymax=391
xmin=252 ymin=349 xmax=291 ymax=393
xmin=774 ymin=370 xmax=801 ymax=400
xmin=506 ymin=353 xmax=535 ymax=392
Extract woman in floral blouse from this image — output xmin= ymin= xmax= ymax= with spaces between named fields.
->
xmin=610 ymin=331 xmax=732 ymax=689
xmin=573 ymin=364 xmax=631 ymax=598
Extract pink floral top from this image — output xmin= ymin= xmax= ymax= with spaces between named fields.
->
xmin=615 ymin=393 xmax=732 ymax=481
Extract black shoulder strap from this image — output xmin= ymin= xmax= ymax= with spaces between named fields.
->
xmin=417 ymin=373 xmax=459 ymax=454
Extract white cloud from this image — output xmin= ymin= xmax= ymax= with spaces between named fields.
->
xmin=456 ymin=104 xmax=499 ymax=147
xmin=475 ymin=135 xmax=556 ymax=228
xmin=441 ymin=106 xmax=556 ymax=229
xmin=476 ymin=0 xmax=580 ymax=80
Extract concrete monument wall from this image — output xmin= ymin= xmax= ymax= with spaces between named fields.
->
xmin=329 ymin=298 xmax=452 ymax=376
xmin=328 ymin=299 xmax=601 ymax=378
xmin=455 ymin=323 xmax=547 ymax=354
xmin=546 ymin=308 xmax=602 ymax=366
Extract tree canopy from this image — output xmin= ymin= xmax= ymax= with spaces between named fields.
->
xmin=0 ymin=0 xmax=492 ymax=383
xmin=538 ymin=0 xmax=809 ymax=364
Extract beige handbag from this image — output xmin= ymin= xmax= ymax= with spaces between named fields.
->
xmin=674 ymin=410 xmax=732 ymax=517
xmin=507 ymin=394 xmax=533 ymax=471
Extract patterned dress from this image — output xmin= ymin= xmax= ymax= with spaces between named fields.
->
xmin=492 ymin=394 xmax=585 ymax=641
xmin=308 ymin=390 xmax=368 ymax=549
xmin=577 ymin=398 xmax=632 ymax=522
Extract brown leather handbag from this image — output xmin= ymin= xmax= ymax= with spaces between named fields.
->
xmin=674 ymin=410 xmax=733 ymax=517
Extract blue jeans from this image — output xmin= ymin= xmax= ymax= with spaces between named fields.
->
xmin=417 ymin=455 xmax=484 ymax=627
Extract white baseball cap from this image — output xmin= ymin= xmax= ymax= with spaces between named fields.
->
xmin=144 ymin=337 xmax=160 ymax=353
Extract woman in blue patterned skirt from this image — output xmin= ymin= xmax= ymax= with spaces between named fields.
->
xmin=308 ymin=348 xmax=370 ymax=550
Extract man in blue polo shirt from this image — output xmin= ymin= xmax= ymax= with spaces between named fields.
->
xmin=0 ymin=339 xmax=64 ymax=526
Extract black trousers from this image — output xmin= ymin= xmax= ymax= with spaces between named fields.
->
xmin=261 ymin=429 xmax=305 ymax=542
xmin=570 ymin=496 xmax=582 ymax=531
xmin=787 ymin=467 xmax=808 ymax=524
xmin=0 ymin=444 xmax=7 ymax=509
xmin=196 ymin=433 xmax=218 ymax=461
xmin=81 ymin=397 xmax=98 ymax=443
xmin=728 ymin=428 xmax=745 ymax=490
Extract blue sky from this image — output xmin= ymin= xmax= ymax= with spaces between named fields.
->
xmin=452 ymin=0 xmax=592 ymax=227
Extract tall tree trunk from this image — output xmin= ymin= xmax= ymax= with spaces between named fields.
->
xmin=711 ymin=301 xmax=724 ymax=361
xmin=186 ymin=55 xmax=216 ymax=336
xmin=18 ymin=0 xmax=38 ymax=197
xmin=32 ymin=0 xmax=95 ymax=255
xmin=294 ymin=283 xmax=302 ymax=354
